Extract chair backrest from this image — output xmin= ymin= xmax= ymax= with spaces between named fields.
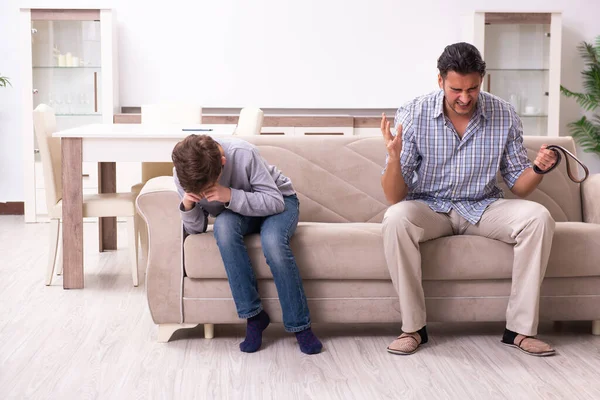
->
xmin=33 ymin=104 xmax=62 ymax=214
xmin=140 ymin=104 xmax=203 ymax=124
xmin=140 ymin=104 xmax=203 ymax=181
xmin=234 ymin=107 xmax=264 ymax=135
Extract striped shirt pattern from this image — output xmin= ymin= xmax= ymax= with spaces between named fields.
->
xmin=384 ymin=89 xmax=531 ymax=224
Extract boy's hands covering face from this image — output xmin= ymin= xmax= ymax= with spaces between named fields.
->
xmin=182 ymin=184 xmax=231 ymax=211
xmin=202 ymin=184 xmax=232 ymax=204
xmin=182 ymin=192 xmax=203 ymax=211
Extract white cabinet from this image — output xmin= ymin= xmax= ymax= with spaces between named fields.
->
xmin=471 ymin=12 xmax=562 ymax=137
xmin=20 ymin=8 xmax=119 ymax=222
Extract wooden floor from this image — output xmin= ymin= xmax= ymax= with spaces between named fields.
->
xmin=1 ymin=215 xmax=599 ymax=400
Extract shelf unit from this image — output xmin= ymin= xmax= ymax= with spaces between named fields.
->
xmin=471 ymin=11 xmax=562 ymax=137
xmin=20 ymin=8 xmax=119 ymax=222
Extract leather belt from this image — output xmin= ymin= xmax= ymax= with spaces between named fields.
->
xmin=532 ymin=145 xmax=589 ymax=183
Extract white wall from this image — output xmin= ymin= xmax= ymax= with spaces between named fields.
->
xmin=1 ymin=0 xmax=600 ymax=201
xmin=0 ymin=1 xmax=17 ymax=204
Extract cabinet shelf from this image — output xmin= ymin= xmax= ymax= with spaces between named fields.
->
xmin=519 ymin=114 xmax=548 ymax=118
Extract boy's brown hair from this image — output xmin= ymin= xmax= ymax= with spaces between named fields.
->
xmin=171 ymin=134 xmax=222 ymax=194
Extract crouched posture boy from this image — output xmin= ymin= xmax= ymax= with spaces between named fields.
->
xmin=172 ymin=134 xmax=322 ymax=354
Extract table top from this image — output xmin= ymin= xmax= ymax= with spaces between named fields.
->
xmin=53 ymin=123 xmax=236 ymax=139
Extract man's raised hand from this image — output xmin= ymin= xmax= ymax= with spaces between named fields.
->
xmin=381 ymin=113 xmax=402 ymax=161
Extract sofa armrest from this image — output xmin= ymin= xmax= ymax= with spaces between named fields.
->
xmin=136 ymin=176 xmax=184 ymax=324
xmin=582 ymin=173 xmax=600 ymax=224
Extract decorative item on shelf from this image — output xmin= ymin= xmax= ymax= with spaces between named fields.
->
xmin=53 ymin=47 xmax=81 ymax=67
xmin=509 ymin=94 xmax=521 ymax=113
xmin=560 ymin=35 xmax=600 ymax=155
xmin=524 ymin=105 xmax=540 ymax=116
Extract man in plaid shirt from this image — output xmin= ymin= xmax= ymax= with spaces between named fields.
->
xmin=381 ymin=42 xmax=558 ymax=357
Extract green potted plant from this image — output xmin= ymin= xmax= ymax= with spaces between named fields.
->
xmin=560 ymin=35 xmax=600 ymax=155
xmin=0 ymin=74 xmax=11 ymax=87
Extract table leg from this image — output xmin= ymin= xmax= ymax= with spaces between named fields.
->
xmin=62 ymin=138 xmax=84 ymax=289
xmin=98 ymin=162 xmax=117 ymax=251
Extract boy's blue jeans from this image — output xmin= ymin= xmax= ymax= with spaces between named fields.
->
xmin=213 ymin=194 xmax=311 ymax=332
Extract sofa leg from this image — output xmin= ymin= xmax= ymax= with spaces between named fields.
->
xmin=593 ymin=320 xmax=600 ymax=336
xmin=157 ymin=323 xmax=197 ymax=343
xmin=204 ymin=323 xmax=215 ymax=339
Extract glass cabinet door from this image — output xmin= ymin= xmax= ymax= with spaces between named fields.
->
xmin=484 ymin=20 xmax=550 ymax=136
xmin=22 ymin=8 xmax=118 ymax=222
xmin=31 ymin=18 xmax=103 ymax=128
xmin=472 ymin=12 xmax=562 ymax=137
xmin=29 ymin=11 xmax=106 ymax=217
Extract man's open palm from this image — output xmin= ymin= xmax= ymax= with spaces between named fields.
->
xmin=381 ymin=113 xmax=402 ymax=160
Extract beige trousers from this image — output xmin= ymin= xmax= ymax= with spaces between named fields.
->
xmin=382 ymin=199 xmax=555 ymax=336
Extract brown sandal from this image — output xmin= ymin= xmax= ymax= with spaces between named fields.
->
xmin=387 ymin=332 xmax=422 ymax=355
xmin=502 ymin=335 xmax=556 ymax=357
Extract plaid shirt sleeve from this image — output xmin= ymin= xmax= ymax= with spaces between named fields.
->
xmin=500 ymin=113 xmax=532 ymax=188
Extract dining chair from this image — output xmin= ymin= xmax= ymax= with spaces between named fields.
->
xmin=34 ymin=104 xmax=139 ymax=286
xmin=233 ymin=107 xmax=264 ymax=135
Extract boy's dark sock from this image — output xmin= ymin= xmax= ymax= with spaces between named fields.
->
xmin=295 ymin=327 xmax=323 ymax=354
xmin=240 ymin=310 xmax=270 ymax=353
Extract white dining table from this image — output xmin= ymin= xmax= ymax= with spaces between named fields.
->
xmin=53 ymin=123 xmax=236 ymax=289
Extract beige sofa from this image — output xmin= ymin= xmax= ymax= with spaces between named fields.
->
xmin=136 ymin=135 xmax=600 ymax=342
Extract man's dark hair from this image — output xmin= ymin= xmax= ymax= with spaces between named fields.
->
xmin=437 ymin=42 xmax=486 ymax=78
xmin=171 ymin=134 xmax=222 ymax=194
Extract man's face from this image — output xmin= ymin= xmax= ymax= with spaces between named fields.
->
xmin=438 ymin=71 xmax=483 ymax=117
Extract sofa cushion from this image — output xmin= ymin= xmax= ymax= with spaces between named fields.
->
xmin=420 ymin=222 xmax=600 ymax=279
xmin=184 ymin=222 xmax=387 ymax=280
xmin=183 ymin=221 xmax=600 ymax=281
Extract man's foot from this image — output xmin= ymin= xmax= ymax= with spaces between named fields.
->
xmin=501 ymin=329 xmax=556 ymax=357
xmin=295 ymin=327 xmax=323 ymax=354
xmin=240 ymin=310 xmax=270 ymax=353
xmin=387 ymin=326 xmax=428 ymax=355
xmin=387 ymin=332 xmax=421 ymax=355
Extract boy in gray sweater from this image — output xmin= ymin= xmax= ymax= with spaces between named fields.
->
xmin=171 ymin=134 xmax=322 ymax=354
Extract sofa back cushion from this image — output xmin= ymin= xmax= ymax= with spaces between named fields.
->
xmin=234 ymin=135 xmax=582 ymax=223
